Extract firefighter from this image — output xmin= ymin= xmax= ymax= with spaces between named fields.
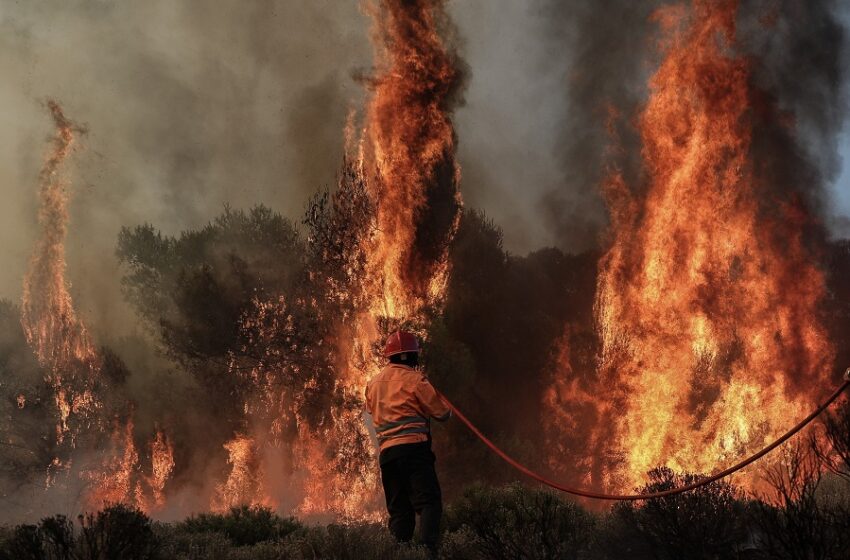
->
xmin=365 ymin=330 xmax=451 ymax=555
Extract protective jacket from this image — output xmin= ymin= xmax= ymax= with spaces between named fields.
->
xmin=365 ymin=364 xmax=451 ymax=452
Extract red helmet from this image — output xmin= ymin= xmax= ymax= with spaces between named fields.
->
xmin=383 ymin=330 xmax=420 ymax=357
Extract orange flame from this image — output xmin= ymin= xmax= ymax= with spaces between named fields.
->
xmin=360 ymin=0 xmax=463 ymax=319
xmin=213 ymin=435 xmax=271 ymax=512
xmin=146 ymin=429 xmax=176 ymax=508
xmin=81 ymin=421 xmax=176 ymax=513
xmin=550 ymin=0 xmax=834 ymax=492
xmin=21 ymin=101 xmax=97 ymax=372
xmin=82 ymin=419 xmax=141 ymax=510
xmin=21 ymin=101 xmax=101 ymax=450
xmin=22 ymin=102 xmax=175 ymax=512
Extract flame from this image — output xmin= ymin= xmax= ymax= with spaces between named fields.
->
xmin=82 ymin=419 xmax=142 ymax=510
xmin=20 ymin=101 xmax=101 ymax=448
xmin=549 ymin=0 xmax=834 ymax=492
xmin=310 ymin=0 xmax=464 ymax=517
xmin=81 ymin=421 xmax=175 ymax=513
xmin=146 ymin=428 xmax=176 ymax=508
xmin=213 ymin=435 xmax=272 ymax=512
xmin=20 ymin=100 xmax=97 ymax=369
xmin=209 ymin=1 xmax=464 ymax=520
xmin=21 ymin=102 xmax=175 ymax=512
xmin=360 ymin=0 xmax=463 ymax=319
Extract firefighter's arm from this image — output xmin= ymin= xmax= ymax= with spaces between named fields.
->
xmin=414 ymin=376 xmax=452 ymax=422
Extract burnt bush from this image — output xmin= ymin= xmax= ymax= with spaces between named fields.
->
xmin=444 ymin=483 xmax=596 ymax=559
xmin=177 ymin=505 xmax=301 ymax=547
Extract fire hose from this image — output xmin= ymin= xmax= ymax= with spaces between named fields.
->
xmin=435 ymin=369 xmax=850 ymax=501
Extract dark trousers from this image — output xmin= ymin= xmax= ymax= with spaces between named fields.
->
xmin=379 ymin=443 xmax=442 ymax=552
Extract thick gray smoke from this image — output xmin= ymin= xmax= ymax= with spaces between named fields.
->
xmin=534 ymin=0 xmax=664 ymax=252
xmin=3 ymin=1 xmax=847 ymax=337
xmin=526 ymin=0 xmax=849 ymax=251
xmin=0 ymin=0 xmax=371 ymax=341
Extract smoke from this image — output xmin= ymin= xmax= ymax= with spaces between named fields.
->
xmin=0 ymin=0 xmax=371 ymax=340
xmin=534 ymin=0 xmax=665 ymax=252
xmin=738 ymin=0 xmax=848 ymax=222
xmin=507 ymin=0 xmax=849 ymax=252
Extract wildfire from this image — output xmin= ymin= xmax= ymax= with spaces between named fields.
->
xmin=213 ymin=435 xmax=270 ymax=512
xmin=147 ymin=429 xmax=176 ymax=508
xmin=550 ymin=0 xmax=834 ymax=492
xmin=360 ymin=0 xmax=464 ymax=319
xmin=208 ymin=0 xmax=465 ymax=520
xmin=82 ymin=419 xmax=142 ymax=510
xmin=318 ymin=0 xmax=465 ymax=515
xmin=20 ymin=101 xmax=97 ymax=369
xmin=82 ymin=421 xmax=175 ymax=513
xmin=20 ymin=101 xmax=101 ymax=448
xmin=20 ymin=102 xmax=175 ymax=513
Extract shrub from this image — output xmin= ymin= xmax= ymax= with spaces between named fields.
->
xmin=77 ymin=504 xmax=158 ymax=560
xmin=177 ymin=506 xmax=301 ymax=546
xmin=444 ymin=483 xmax=596 ymax=560
xmin=153 ymin=524 xmax=232 ymax=560
xmin=0 ymin=504 xmax=157 ymax=560
xmin=752 ymin=443 xmax=850 ymax=560
xmin=0 ymin=524 xmax=45 ymax=560
xmin=603 ymin=467 xmax=750 ymax=560
xmin=281 ymin=524 xmax=428 ymax=560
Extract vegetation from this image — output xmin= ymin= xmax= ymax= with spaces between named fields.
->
xmin=1 ymin=196 xmax=849 ymax=556
xmin=3 ymin=438 xmax=850 ymax=560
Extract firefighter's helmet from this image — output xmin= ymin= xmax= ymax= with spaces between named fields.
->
xmin=383 ymin=330 xmax=420 ymax=357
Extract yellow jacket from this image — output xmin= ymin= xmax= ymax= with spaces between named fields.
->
xmin=365 ymin=364 xmax=451 ymax=451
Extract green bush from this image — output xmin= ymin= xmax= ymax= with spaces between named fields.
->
xmin=154 ymin=524 xmax=232 ymax=560
xmin=177 ymin=506 xmax=301 ymax=547
xmin=601 ymin=467 xmax=750 ymax=560
xmin=0 ymin=524 xmax=46 ymax=560
xmin=281 ymin=524 xmax=429 ymax=560
xmin=0 ymin=504 xmax=157 ymax=560
xmin=444 ymin=483 xmax=596 ymax=560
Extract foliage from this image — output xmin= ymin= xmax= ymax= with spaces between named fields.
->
xmin=281 ymin=524 xmax=429 ymax=560
xmin=3 ymin=478 xmax=850 ymax=558
xmin=752 ymin=442 xmax=850 ymax=560
xmin=603 ymin=467 xmax=751 ymax=560
xmin=178 ymin=506 xmax=301 ymax=547
xmin=0 ymin=301 xmax=62 ymax=513
xmin=0 ymin=504 xmax=157 ymax=560
xmin=444 ymin=483 xmax=596 ymax=560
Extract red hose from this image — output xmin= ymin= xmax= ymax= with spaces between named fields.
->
xmin=436 ymin=379 xmax=850 ymax=501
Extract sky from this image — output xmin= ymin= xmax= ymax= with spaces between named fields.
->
xmin=0 ymin=0 xmax=848 ymax=340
